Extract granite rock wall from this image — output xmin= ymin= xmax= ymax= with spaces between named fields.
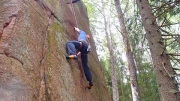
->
xmin=0 ymin=0 xmax=112 ymax=101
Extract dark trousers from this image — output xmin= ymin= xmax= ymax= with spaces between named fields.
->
xmin=66 ymin=40 xmax=92 ymax=83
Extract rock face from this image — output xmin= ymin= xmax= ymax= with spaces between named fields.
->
xmin=0 ymin=0 xmax=112 ymax=101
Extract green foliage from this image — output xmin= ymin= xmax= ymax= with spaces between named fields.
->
xmin=119 ymin=83 xmax=132 ymax=101
xmin=100 ymin=57 xmax=132 ymax=101
xmin=100 ymin=59 xmax=112 ymax=95
xmin=151 ymin=0 xmax=180 ymax=27
xmin=138 ymin=63 xmax=160 ymax=101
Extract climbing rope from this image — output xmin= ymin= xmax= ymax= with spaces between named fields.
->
xmin=69 ymin=0 xmax=84 ymax=78
xmin=70 ymin=0 xmax=78 ymax=27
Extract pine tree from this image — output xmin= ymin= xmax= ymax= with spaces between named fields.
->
xmin=136 ymin=0 xmax=180 ymax=100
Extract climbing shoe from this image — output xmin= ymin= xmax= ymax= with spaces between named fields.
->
xmin=66 ymin=55 xmax=77 ymax=59
xmin=87 ymin=81 xmax=93 ymax=89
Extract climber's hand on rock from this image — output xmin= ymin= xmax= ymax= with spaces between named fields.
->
xmin=77 ymin=52 xmax=81 ymax=57
xmin=74 ymin=27 xmax=80 ymax=32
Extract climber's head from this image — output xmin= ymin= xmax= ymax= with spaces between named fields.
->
xmin=86 ymin=35 xmax=90 ymax=40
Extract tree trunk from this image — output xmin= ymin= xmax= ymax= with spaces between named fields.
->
xmin=101 ymin=0 xmax=119 ymax=101
xmin=113 ymin=0 xmax=141 ymax=101
xmin=136 ymin=0 xmax=180 ymax=101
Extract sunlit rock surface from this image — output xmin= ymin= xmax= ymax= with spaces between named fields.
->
xmin=0 ymin=0 xmax=112 ymax=101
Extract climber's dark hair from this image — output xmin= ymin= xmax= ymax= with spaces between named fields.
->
xmin=67 ymin=0 xmax=80 ymax=4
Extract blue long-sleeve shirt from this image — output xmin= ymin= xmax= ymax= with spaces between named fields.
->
xmin=78 ymin=30 xmax=88 ymax=41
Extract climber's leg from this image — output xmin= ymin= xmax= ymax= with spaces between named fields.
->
xmin=81 ymin=54 xmax=93 ymax=89
xmin=66 ymin=41 xmax=81 ymax=59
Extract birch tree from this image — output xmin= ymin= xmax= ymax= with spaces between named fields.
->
xmin=113 ymin=0 xmax=141 ymax=101
xmin=101 ymin=0 xmax=119 ymax=100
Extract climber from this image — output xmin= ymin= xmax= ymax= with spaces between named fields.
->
xmin=66 ymin=27 xmax=93 ymax=89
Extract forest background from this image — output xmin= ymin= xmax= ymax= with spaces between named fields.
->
xmin=82 ymin=0 xmax=180 ymax=101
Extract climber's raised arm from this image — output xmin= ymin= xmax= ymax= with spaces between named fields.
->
xmin=74 ymin=27 xmax=80 ymax=32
